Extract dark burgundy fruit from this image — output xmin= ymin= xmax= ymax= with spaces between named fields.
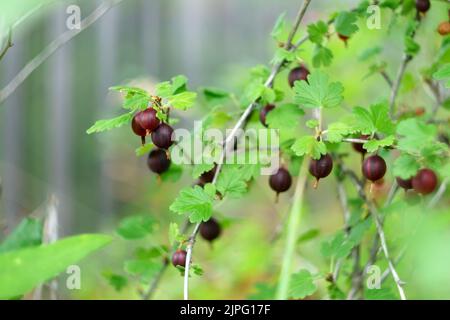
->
xmin=396 ymin=177 xmax=413 ymax=190
xmin=259 ymin=104 xmax=275 ymax=127
xmin=199 ymin=218 xmax=221 ymax=242
xmin=198 ymin=165 xmax=217 ymax=186
xmin=269 ymin=168 xmax=292 ymax=194
xmin=135 ymin=108 xmax=160 ymax=131
xmin=147 ymin=148 xmax=170 ymax=174
xmin=309 ymin=154 xmax=333 ymax=188
xmin=172 ymin=249 xmax=187 ymax=267
xmin=288 ymin=66 xmax=310 ymax=87
xmin=132 ymin=114 xmax=147 ymax=144
xmin=362 ymin=155 xmax=387 ymax=182
xmin=416 ymin=0 xmax=430 ymax=13
xmin=352 ymin=135 xmax=370 ymax=155
xmin=412 ymin=168 xmax=438 ymax=195
xmin=338 ymin=33 xmax=349 ymax=43
xmin=151 ymin=123 xmax=174 ymax=149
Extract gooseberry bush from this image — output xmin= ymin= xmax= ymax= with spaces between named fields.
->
xmin=85 ymin=0 xmax=450 ymax=300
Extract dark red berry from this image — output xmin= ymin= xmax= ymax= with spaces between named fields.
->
xmin=259 ymin=104 xmax=275 ymax=127
xmin=416 ymin=0 xmax=430 ymax=13
xmin=147 ymin=148 xmax=170 ymax=174
xmin=309 ymin=154 xmax=333 ymax=188
xmin=198 ymin=165 xmax=217 ymax=186
xmin=172 ymin=249 xmax=187 ymax=267
xmin=412 ymin=168 xmax=438 ymax=195
xmin=338 ymin=33 xmax=349 ymax=43
xmin=269 ymin=168 xmax=292 ymax=194
xmin=132 ymin=114 xmax=147 ymax=144
xmin=288 ymin=65 xmax=310 ymax=87
xmin=151 ymin=123 xmax=174 ymax=149
xmin=135 ymin=108 xmax=160 ymax=131
xmin=200 ymin=218 xmax=221 ymax=242
xmin=362 ymin=155 xmax=387 ymax=182
xmin=352 ymin=135 xmax=370 ymax=155
xmin=396 ymin=177 xmax=413 ymax=190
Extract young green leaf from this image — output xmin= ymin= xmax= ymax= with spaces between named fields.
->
xmin=86 ymin=112 xmax=133 ymax=134
xmin=117 ymin=215 xmax=156 ymax=240
xmin=168 ymin=91 xmax=197 ymax=110
xmin=265 ymin=103 xmax=304 ymax=129
xmin=0 ymin=234 xmax=112 ymax=299
xmin=294 ymin=70 xmax=343 ymax=109
xmin=363 ymin=135 xmax=395 ymax=152
xmin=0 ymin=218 xmax=43 ymax=253
xmin=433 ymin=63 xmax=450 ymax=88
xmin=291 ymin=136 xmax=327 ymax=159
xmin=334 ymin=11 xmax=359 ymax=37
xmin=289 ymin=270 xmax=317 ymax=299
xmin=312 ymin=45 xmax=333 ymax=68
xmin=307 ymin=21 xmax=328 ymax=45
xmin=216 ymin=166 xmax=248 ymax=199
xmin=169 ymin=185 xmax=216 ymax=223
xmin=393 ymin=154 xmax=420 ymax=179
xmin=271 ymin=12 xmax=288 ymax=41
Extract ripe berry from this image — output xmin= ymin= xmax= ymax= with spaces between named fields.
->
xmin=259 ymin=104 xmax=275 ymax=127
xmin=352 ymin=135 xmax=370 ymax=155
xmin=412 ymin=168 xmax=438 ymax=195
xmin=151 ymin=123 xmax=174 ymax=149
xmin=172 ymin=249 xmax=187 ymax=267
xmin=288 ymin=65 xmax=310 ymax=87
xmin=200 ymin=218 xmax=221 ymax=242
xmin=269 ymin=168 xmax=292 ymax=194
xmin=438 ymin=21 xmax=450 ymax=36
xmin=131 ymin=114 xmax=147 ymax=145
xmin=309 ymin=154 xmax=333 ymax=188
xmin=135 ymin=108 xmax=160 ymax=131
xmin=362 ymin=155 xmax=387 ymax=182
xmin=147 ymin=148 xmax=170 ymax=174
xmin=338 ymin=33 xmax=349 ymax=45
xmin=198 ymin=165 xmax=217 ymax=186
xmin=416 ymin=0 xmax=430 ymax=13
xmin=396 ymin=177 xmax=413 ymax=190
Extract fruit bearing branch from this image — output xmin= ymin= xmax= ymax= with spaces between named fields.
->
xmin=182 ymin=0 xmax=312 ymax=300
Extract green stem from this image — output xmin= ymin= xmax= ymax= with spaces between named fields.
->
xmin=275 ymin=158 xmax=309 ymax=300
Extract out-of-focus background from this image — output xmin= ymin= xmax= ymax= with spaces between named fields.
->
xmin=0 ymin=0 xmax=449 ymax=299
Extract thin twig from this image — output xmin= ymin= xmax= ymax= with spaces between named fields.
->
xmin=183 ymin=0 xmax=313 ymax=301
xmin=389 ymin=16 xmax=421 ymax=119
xmin=380 ymin=70 xmax=393 ymax=88
xmin=0 ymin=0 xmax=125 ymax=104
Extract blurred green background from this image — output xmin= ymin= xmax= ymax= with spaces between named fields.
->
xmin=0 ymin=0 xmax=449 ymax=299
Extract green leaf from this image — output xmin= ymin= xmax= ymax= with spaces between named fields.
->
xmin=0 ymin=218 xmax=43 ymax=253
xmin=289 ymin=270 xmax=317 ymax=299
xmin=109 ymin=86 xmax=148 ymax=96
xmin=169 ymin=185 xmax=216 ymax=223
xmin=0 ymin=234 xmax=111 ymax=299
xmin=364 ymin=287 xmax=397 ymax=300
xmin=168 ymin=91 xmax=197 ymax=110
xmin=216 ymin=166 xmax=248 ymax=199
xmin=396 ymin=118 xmax=437 ymax=154
xmin=160 ymin=164 xmax=183 ymax=182
xmin=241 ymin=81 xmax=265 ymax=107
xmin=433 ymin=63 xmax=450 ymax=88
xmin=404 ymin=36 xmax=420 ymax=56
xmin=348 ymin=102 xmax=395 ymax=135
xmin=326 ymin=122 xmax=356 ymax=143
xmin=168 ymin=222 xmax=180 ymax=245
xmin=307 ymin=21 xmax=328 ymax=45
xmin=321 ymin=231 xmax=354 ymax=259
xmin=312 ymin=45 xmax=333 ymax=68
xmin=103 ymin=272 xmax=128 ymax=291
xmin=363 ymin=135 xmax=395 ymax=152
xmin=124 ymin=259 xmax=162 ymax=282
xmin=291 ymin=136 xmax=327 ymax=160
xmin=86 ymin=112 xmax=133 ymax=134
xmin=297 ymin=229 xmax=320 ymax=244
xmin=306 ymin=119 xmax=319 ymax=129
xmin=201 ymin=87 xmax=230 ymax=105
xmin=265 ymin=103 xmax=304 ymax=129
xmin=171 ymin=74 xmax=188 ymax=94
xmin=358 ymin=46 xmax=382 ymax=61
xmin=155 ymin=81 xmax=173 ymax=98
xmin=135 ymin=143 xmax=154 ymax=157
xmin=123 ymin=93 xmax=150 ymax=111
xmin=192 ymin=163 xmax=215 ymax=179
xmin=334 ymin=11 xmax=359 ymax=37
xmin=116 ymin=215 xmax=156 ymax=240
xmin=191 ymin=264 xmax=204 ymax=276
xmin=393 ymin=154 xmax=420 ymax=179
xmin=271 ymin=12 xmax=287 ymax=41
xmin=294 ymin=70 xmax=343 ymax=109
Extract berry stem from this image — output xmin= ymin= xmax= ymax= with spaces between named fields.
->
xmin=275 ymin=159 xmax=309 ymax=300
